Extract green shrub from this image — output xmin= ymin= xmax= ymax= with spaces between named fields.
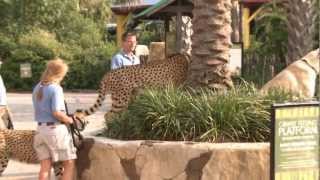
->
xmin=1 ymin=26 xmax=117 ymax=90
xmin=1 ymin=29 xmax=62 ymax=90
xmin=1 ymin=47 xmax=45 ymax=90
xmin=136 ymin=21 xmax=165 ymax=45
xmin=19 ymin=29 xmax=70 ymax=59
xmin=54 ymin=12 xmax=104 ymax=49
xmin=64 ymin=41 xmax=116 ymax=89
xmin=242 ymin=2 xmax=287 ymax=87
xmin=0 ymin=33 xmax=17 ymax=60
xmin=0 ymin=0 xmax=115 ymax=91
xmin=103 ymin=82 xmax=296 ymax=142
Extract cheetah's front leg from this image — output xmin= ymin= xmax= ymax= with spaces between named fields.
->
xmin=0 ymin=137 xmax=9 ymax=176
xmin=105 ymin=87 xmax=133 ymax=121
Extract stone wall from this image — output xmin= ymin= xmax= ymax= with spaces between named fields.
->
xmin=149 ymin=42 xmax=166 ymax=62
xmin=76 ymin=137 xmax=270 ymax=180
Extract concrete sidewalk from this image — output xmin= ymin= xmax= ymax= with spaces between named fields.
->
xmin=1 ymin=92 xmax=109 ymax=180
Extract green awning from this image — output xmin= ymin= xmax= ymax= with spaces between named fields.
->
xmin=126 ymin=0 xmax=192 ymax=30
xmin=133 ymin=0 xmax=175 ymax=19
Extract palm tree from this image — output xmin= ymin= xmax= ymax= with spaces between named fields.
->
xmin=187 ymin=0 xmax=233 ymax=90
xmin=180 ymin=16 xmax=192 ymax=55
xmin=286 ymin=0 xmax=317 ymax=64
xmin=79 ymin=0 xmax=111 ymax=24
xmin=231 ymin=0 xmax=240 ymax=42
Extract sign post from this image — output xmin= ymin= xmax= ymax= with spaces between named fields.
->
xmin=271 ymin=102 xmax=320 ymax=180
xmin=20 ymin=63 xmax=32 ymax=78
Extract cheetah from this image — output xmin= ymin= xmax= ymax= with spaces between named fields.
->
xmin=75 ymin=53 xmax=190 ymax=120
xmin=0 ymin=113 xmax=86 ymax=178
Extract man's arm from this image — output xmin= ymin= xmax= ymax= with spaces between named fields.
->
xmin=111 ymin=54 xmax=123 ymax=70
xmin=0 ymin=76 xmax=7 ymax=106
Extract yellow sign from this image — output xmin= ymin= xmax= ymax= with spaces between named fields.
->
xmin=272 ymin=102 xmax=320 ymax=180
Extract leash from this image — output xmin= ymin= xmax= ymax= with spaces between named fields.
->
xmin=301 ymin=58 xmax=318 ymax=74
xmin=6 ymin=110 xmax=14 ymax=129
xmin=64 ymin=101 xmax=84 ymax=149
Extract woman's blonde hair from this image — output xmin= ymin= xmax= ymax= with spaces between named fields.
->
xmin=37 ymin=58 xmax=68 ymax=100
xmin=40 ymin=57 xmax=69 ymax=84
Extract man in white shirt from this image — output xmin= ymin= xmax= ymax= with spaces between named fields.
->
xmin=111 ymin=32 xmax=140 ymax=70
xmin=0 ymin=74 xmax=13 ymax=129
xmin=0 ymin=75 xmax=7 ymax=106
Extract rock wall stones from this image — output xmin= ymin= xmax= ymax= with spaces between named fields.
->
xmin=135 ymin=44 xmax=149 ymax=65
xmin=149 ymin=42 xmax=166 ymax=62
xmin=76 ymin=137 xmax=270 ymax=180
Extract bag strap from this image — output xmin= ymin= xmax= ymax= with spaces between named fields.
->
xmin=1 ymin=106 xmax=14 ymax=129
xmin=6 ymin=109 xmax=14 ymax=129
xmin=64 ymin=101 xmax=83 ymax=149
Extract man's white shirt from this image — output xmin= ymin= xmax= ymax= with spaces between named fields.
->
xmin=0 ymin=75 xmax=7 ymax=106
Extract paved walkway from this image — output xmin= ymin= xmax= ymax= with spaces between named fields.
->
xmin=1 ymin=92 xmax=109 ymax=180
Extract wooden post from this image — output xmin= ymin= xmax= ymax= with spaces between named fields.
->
xmin=242 ymin=6 xmax=250 ymax=49
xmin=165 ymin=18 xmax=170 ymax=56
xmin=116 ymin=14 xmax=128 ymax=48
xmin=176 ymin=0 xmax=182 ymax=53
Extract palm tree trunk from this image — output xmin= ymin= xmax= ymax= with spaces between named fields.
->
xmin=180 ymin=16 xmax=192 ymax=55
xmin=286 ymin=0 xmax=317 ymax=64
xmin=231 ymin=0 xmax=240 ymax=42
xmin=187 ymin=0 xmax=233 ymax=90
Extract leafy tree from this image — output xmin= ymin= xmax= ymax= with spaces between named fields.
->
xmin=0 ymin=0 xmax=116 ymax=90
xmin=79 ymin=0 xmax=112 ymax=28
xmin=253 ymin=1 xmax=288 ymax=63
xmin=242 ymin=1 xmax=287 ymax=87
xmin=0 ymin=0 xmax=78 ymax=35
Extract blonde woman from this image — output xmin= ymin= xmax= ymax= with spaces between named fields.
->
xmin=32 ymin=58 xmax=76 ymax=180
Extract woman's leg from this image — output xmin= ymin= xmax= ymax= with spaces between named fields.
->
xmin=39 ymin=158 xmax=52 ymax=180
xmin=61 ymin=159 xmax=75 ymax=180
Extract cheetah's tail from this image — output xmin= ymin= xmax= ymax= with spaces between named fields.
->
xmin=75 ymin=81 xmax=107 ymax=117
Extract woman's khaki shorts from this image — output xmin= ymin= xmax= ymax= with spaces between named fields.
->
xmin=33 ymin=123 xmax=77 ymax=162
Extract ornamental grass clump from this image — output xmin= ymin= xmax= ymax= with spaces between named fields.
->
xmin=103 ymin=83 xmax=295 ymax=142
